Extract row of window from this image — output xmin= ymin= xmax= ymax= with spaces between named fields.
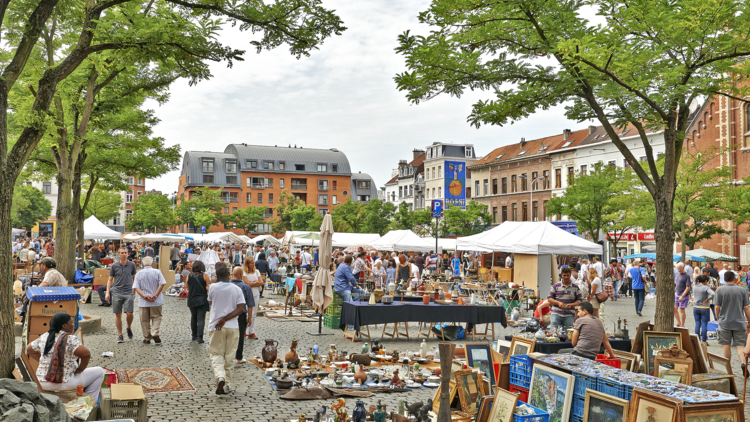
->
xmin=199 ymin=174 xmax=354 ymax=192
xmin=125 ymin=191 xmax=144 ymax=203
xmin=474 ymin=170 xmax=551 ymax=196
xmin=491 ymin=201 xmax=550 ymax=224
xmin=127 ymin=177 xmax=145 ymax=186
xmin=201 ymin=158 xmax=340 ymax=174
xmin=425 ymin=165 xmax=442 ymax=181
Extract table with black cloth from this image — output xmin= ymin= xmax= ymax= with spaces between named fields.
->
xmin=340 ymin=301 xmax=506 ymax=336
xmin=503 ymin=335 xmax=632 ymax=354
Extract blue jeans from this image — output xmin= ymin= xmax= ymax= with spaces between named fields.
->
xmin=634 ymin=289 xmax=645 ymax=313
xmin=613 ymin=279 xmax=620 ymax=298
xmin=550 ymin=314 xmax=575 ymax=330
xmin=710 ymin=304 xmax=717 ymax=321
xmin=694 ymin=308 xmax=710 ymax=342
xmin=340 ymin=288 xmax=365 ymax=302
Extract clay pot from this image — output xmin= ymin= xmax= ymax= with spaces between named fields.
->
xmin=422 ymin=293 xmax=430 ymax=305
xmin=262 ymin=340 xmax=279 ymax=364
xmin=434 ymin=368 xmax=442 ymax=377
xmin=354 ymin=365 xmax=367 ymax=384
xmin=285 ymin=340 xmax=299 ymax=363
xmin=457 ymin=297 xmax=465 ymax=305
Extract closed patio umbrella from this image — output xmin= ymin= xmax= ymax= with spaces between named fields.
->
xmin=309 ymin=214 xmax=334 ymax=336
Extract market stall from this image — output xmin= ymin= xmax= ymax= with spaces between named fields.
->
xmin=82 ymin=215 xmax=122 ymax=240
xmin=367 ymin=230 xmax=434 ymax=253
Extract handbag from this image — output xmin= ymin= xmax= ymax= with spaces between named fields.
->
xmin=595 ymin=291 xmax=610 ymax=303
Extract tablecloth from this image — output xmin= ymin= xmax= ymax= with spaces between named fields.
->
xmin=504 ymin=335 xmax=632 ymax=354
xmin=340 ymin=301 xmax=506 ymax=334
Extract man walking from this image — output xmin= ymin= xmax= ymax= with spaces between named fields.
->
xmin=170 ymin=243 xmax=180 ymax=270
xmin=300 ymin=247 xmax=313 ymax=271
xmin=714 ymin=271 xmax=750 ymax=376
xmin=674 ymin=262 xmax=691 ymax=327
xmin=105 ymin=248 xmax=138 ymax=343
xmin=133 ymin=256 xmax=166 ymax=345
xmin=230 ymin=266 xmax=255 ymax=364
xmin=702 ymin=267 xmax=719 ymax=321
xmin=629 ymin=259 xmax=646 ymax=316
xmin=208 ymin=264 xmax=245 ymax=394
xmin=547 ymin=267 xmax=583 ymax=330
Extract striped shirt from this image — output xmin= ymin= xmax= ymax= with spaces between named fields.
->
xmin=548 ymin=282 xmax=583 ymax=317
xmin=132 ymin=267 xmax=166 ymax=307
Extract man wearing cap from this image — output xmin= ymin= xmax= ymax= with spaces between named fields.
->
xmin=38 ymin=257 xmax=67 ymax=287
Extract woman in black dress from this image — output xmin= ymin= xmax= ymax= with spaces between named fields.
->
xmin=187 ymin=260 xmax=211 ymax=343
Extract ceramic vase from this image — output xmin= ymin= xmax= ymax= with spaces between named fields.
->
xmin=262 ymin=340 xmax=279 ymax=364
xmin=373 ymin=401 xmax=386 ymax=422
xmin=352 ymin=400 xmax=367 ymax=422
xmin=353 ymin=365 xmax=367 ymax=385
xmin=422 ymin=293 xmax=430 ymax=305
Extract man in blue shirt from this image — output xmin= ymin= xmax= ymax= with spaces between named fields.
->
xmin=334 ymin=256 xmax=364 ymax=302
xmin=629 ymin=259 xmax=646 ymax=316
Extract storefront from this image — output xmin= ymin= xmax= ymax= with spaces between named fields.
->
xmin=639 ymin=232 xmax=656 ymax=253
xmin=606 ymin=232 xmax=637 ymax=259
xmin=31 ymin=220 xmax=56 ymax=237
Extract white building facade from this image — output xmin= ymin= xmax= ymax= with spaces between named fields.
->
xmin=422 ymin=143 xmax=478 ymax=210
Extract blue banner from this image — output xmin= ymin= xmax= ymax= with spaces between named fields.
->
xmin=444 ymin=161 xmax=466 ymax=209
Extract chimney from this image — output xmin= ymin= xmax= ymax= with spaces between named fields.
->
xmin=520 ymin=137 xmax=526 ymax=148
xmin=413 ymin=149 xmax=425 ymax=160
xmin=563 ymin=129 xmax=572 ymax=140
xmin=398 ymin=159 xmax=408 ymax=168
xmin=588 ymin=125 xmax=597 ymax=134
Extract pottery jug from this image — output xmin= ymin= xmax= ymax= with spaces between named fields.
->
xmin=422 ymin=293 xmax=430 ymax=305
xmin=285 ymin=340 xmax=300 ymax=363
xmin=353 ymin=365 xmax=367 ymax=385
xmin=352 ymin=400 xmax=367 ymax=422
xmin=262 ymin=340 xmax=279 ymax=364
xmin=511 ymin=307 xmax=521 ymax=321
xmin=373 ymin=400 xmax=386 ymax=422
xmin=535 ymin=329 xmax=547 ymax=341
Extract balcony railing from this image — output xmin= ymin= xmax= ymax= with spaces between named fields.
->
xmin=264 ymin=213 xmax=273 ymax=218
xmin=318 ymin=185 xmax=329 ymax=191
xmin=291 ymin=183 xmax=307 ymax=191
xmin=251 ymin=183 xmax=265 ymax=189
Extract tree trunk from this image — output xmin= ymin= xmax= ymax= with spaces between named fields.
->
xmin=54 ymin=172 xmax=77 ymax=281
xmin=654 ymin=194 xmax=676 ymax=332
xmin=680 ymin=225 xmax=686 ymax=262
xmin=73 ymin=158 xmax=84 ymax=262
xmin=0 ymin=180 xmax=16 ymax=379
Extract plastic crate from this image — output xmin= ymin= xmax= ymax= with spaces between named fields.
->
xmin=595 ymin=354 xmax=621 ymax=369
xmin=100 ymin=387 xmax=148 ymax=422
xmin=570 ymin=415 xmax=583 ymax=422
xmin=513 ymin=401 xmax=549 ymax=422
xmin=707 ymin=321 xmax=718 ymax=332
xmin=572 ymin=396 xmax=585 ymax=418
xmin=331 ymin=293 xmax=344 ymax=305
xmin=323 ymin=314 xmax=340 ymax=329
xmin=509 ymin=355 xmax=534 ymax=389
xmin=597 ymin=377 xmax=626 ymax=399
xmin=509 ymin=384 xmax=529 ymax=403
xmin=325 ymin=304 xmax=342 ymax=316
xmin=621 ymin=384 xmax=634 ymax=400
xmin=573 ymin=372 xmax=598 ymax=398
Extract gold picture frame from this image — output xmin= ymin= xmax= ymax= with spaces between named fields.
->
xmin=488 ymin=387 xmax=519 ymax=422
xmin=642 ymin=331 xmax=683 ymax=376
xmin=628 ymin=387 xmax=682 ymax=422
xmin=432 ymin=380 xmax=457 ymax=414
xmin=509 ymin=336 xmax=536 ymax=357
xmin=583 ymin=388 xmax=629 ymax=422
xmin=682 ymin=398 xmax=744 ymax=422
xmin=612 ymin=350 xmax=640 ymax=372
xmin=476 ymin=395 xmax=495 ymax=422
xmin=454 ymin=369 xmax=488 ymax=414
xmin=706 ymin=353 xmax=733 ymax=375
xmin=653 ymin=354 xmax=693 ymax=385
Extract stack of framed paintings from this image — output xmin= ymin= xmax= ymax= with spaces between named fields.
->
xmin=466 ymin=343 xmax=496 ymax=386
xmin=528 ymin=365 xmax=574 ymax=422
xmin=454 ymin=369 xmax=489 ymax=414
xmin=612 ymin=351 xmax=640 ymax=372
xmin=629 ymin=388 xmax=682 ymax=422
xmin=642 ymin=331 xmax=683 ymax=376
xmin=509 ymin=336 xmax=536 ymax=357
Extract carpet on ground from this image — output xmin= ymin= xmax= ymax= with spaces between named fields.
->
xmin=115 ymin=367 xmax=195 ymax=393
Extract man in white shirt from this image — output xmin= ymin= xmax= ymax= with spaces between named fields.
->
xmin=132 ymin=257 xmax=167 ymax=345
xmin=505 ymin=254 xmax=513 ymax=268
xmin=592 ymin=256 xmax=605 ymax=278
xmin=300 ymin=248 xmax=313 ymax=270
xmin=208 ymin=264 xmax=245 ymax=395
xmin=580 ymin=259 xmax=590 ymax=283
xmin=719 ymin=264 xmax=729 ymax=286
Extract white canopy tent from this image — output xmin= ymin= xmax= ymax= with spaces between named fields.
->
xmin=368 ymin=230 xmax=435 ymax=253
xmin=457 ymin=221 xmax=602 ymax=255
xmin=436 ymin=238 xmax=457 ymax=251
xmin=83 ymin=215 xmax=123 ymax=240
xmin=331 ymin=233 xmax=380 ymax=248
xmin=12 ymin=228 xmax=25 ymax=235
xmin=248 ymin=234 xmax=281 ymax=245
xmin=177 ymin=232 xmax=245 ymax=244
xmin=122 ymin=233 xmax=187 ymax=242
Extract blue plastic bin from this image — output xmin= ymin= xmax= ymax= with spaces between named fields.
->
xmin=513 ymin=401 xmax=550 ymax=422
xmin=573 ymin=372 xmax=598 ymax=398
xmin=509 ymin=355 xmax=534 ymax=389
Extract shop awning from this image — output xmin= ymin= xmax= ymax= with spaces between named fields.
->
xmin=685 ymin=248 xmax=738 ymax=262
xmin=623 ymin=253 xmax=706 ymax=262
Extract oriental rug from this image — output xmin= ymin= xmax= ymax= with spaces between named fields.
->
xmin=115 ymin=367 xmax=195 ymax=393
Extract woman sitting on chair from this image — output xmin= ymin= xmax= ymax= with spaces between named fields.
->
xmin=26 ymin=313 xmax=105 ymax=399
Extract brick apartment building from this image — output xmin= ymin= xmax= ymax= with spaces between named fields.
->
xmin=177 ymin=144 xmax=377 ymax=235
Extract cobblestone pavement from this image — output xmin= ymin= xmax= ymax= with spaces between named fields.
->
xmin=29 ymin=292 xmax=750 ymax=420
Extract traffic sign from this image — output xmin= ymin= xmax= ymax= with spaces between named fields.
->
xmin=431 ymin=200 xmax=443 ymax=218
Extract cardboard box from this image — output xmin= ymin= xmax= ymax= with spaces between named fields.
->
xmin=29 ymin=299 xmax=77 ymax=317
xmin=161 ymin=269 xmax=175 ymax=289
xmin=94 ymin=268 xmax=110 ymax=286
xmin=28 ymin=316 xmax=52 ymax=336
xmin=111 ymin=383 xmax=146 ymax=400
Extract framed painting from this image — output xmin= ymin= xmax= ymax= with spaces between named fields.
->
xmin=688 ymin=334 xmax=707 ymax=374
xmin=653 ymin=354 xmax=692 ymax=385
xmin=612 ymin=351 xmax=640 ymax=372
xmin=476 ymin=395 xmax=495 ymax=422
xmin=630 ymin=320 xmax=652 ymax=354
xmin=583 ymin=388 xmax=628 ymax=422
xmin=495 ymin=340 xmax=512 ymax=363
xmin=706 ymin=353 xmax=733 ymax=375
xmin=681 ymin=397 xmax=743 ymax=422
xmin=509 ymin=336 xmax=536 ymax=357
xmin=432 ymin=380 xmax=457 ymax=414
xmin=488 ymin=387 xmax=519 ymax=422
xmin=528 ymin=364 xmax=575 ymax=422
xmin=454 ymin=369 xmax=488 ymax=414
xmin=450 ymin=360 xmax=464 ymax=379
xmin=466 ymin=343 xmax=496 ymax=386
xmin=642 ymin=331 xmax=682 ymax=376
xmin=628 ymin=387 xmax=681 ymax=422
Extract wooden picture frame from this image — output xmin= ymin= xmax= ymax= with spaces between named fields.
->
xmin=465 ymin=343 xmax=496 ymax=386
xmin=688 ymin=334 xmax=707 ymax=374
xmin=476 ymin=395 xmax=495 ymax=422
xmin=488 ymin=387 xmax=518 ymax=422
xmin=612 ymin=350 xmax=640 ymax=372
xmin=495 ymin=339 xmax=512 ymax=363
xmin=509 ymin=336 xmax=536 ymax=357
xmin=642 ymin=331 xmax=683 ymax=376
xmin=706 ymin=353 xmax=733 ymax=375
xmin=528 ymin=364 xmax=575 ymax=422
xmin=653 ymin=353 xmax=693 ymax=385
xmin=630 ymin=320 xmax=651 ymax=354
xmin=432 ymin=380 xmax=457 ymax=414
xmin=681 ymin=400 xmax=744 ymax=422
xmin=450 ymin=359 xmax=464 ymax=379
xmin=454 ymin=369 xmax=487 ymax=414
xmin=583 ymin=388 xmax=629 ymax=422
xmin=628 ymin=387 xmax=682 ymax=422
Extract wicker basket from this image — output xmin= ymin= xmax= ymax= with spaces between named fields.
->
xmin=100 ymin=387 xmax=148 ymax=422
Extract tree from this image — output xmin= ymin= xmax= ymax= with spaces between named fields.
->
xmin=547 ymin=163 xmax=643 ymax=244
xmin=391 ymin=202 xmax=416 ymax=231
xmin=174 ymin=187 xmax=224 ymax=233
xmin=228 ymin=206 xmax=267 ymax=234
xmin=271 ymin=190 xmax=306 ymax=234
xmin=291 ymin=205 xmax=319 ymax=231
xmin=331 ymin=198 xmax=365 ymax=233
xmin=442 ymin=201 xmax=492 ymax=237
xmin=394 ymin=0 xmax=750 ymax=331
xmin=10 ymin=184 xmax=52 ymax=231
xmin=81 ymin=188 xmax=122 ymax=222
xmin=128 ymin=193 xmax=175 ymax=232
xmin=362 ymin=199 xmax=396 ymax=235
xmin=0 ymin=0 xmax=345 ymax=379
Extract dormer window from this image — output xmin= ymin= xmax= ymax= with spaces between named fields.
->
xmin=247 ymin=160 xmax=257 ymax=169
xmin=225 ymin=159 xmax=236 ymax=173
xmin=202 ymin=158 xmax=214 ymax=172
xmin=465 ymin=147 xmax=473 ymax=157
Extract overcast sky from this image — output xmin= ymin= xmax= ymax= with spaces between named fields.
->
xmin=146 ymin=0 xmax=581 ymax=195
